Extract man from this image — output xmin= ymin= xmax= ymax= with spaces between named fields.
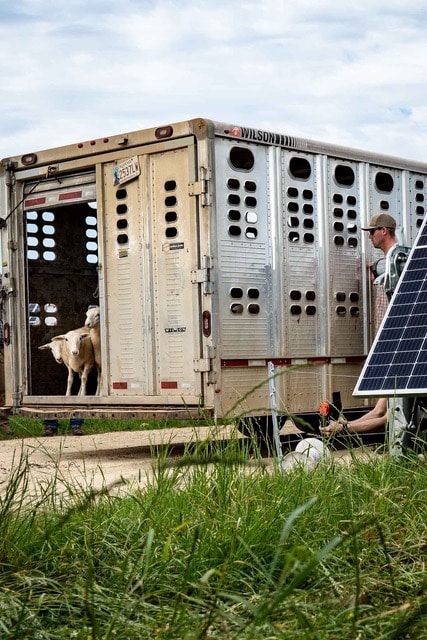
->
xmin=320 ymin=213 xmax=410 ymax=437
xmin=43 ymin=419 xmax=85 ymax=436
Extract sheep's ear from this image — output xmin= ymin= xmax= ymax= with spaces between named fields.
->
xmin=81 ymin=332 xmax=90 ymax=339
xmin=51 ymin=335 xmax=65 ymax=341
xmin=38 ymin=343 xmax=51 ymax=350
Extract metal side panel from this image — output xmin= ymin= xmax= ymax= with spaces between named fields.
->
xmin=325 ymin=157 xmax=364 ymax=357
xmin=213 ymin=139 xmax=274 ymax=359
xmin=102 ymin=141 xmax=203 ymax=402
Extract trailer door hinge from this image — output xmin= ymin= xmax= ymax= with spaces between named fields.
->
xmin=188 ymin=167 xmax=211 ymax=207
xmin=194 ymin=347 xmax=214 ymax=373
xmin=191 ymin=255 xmax=213 ymax=294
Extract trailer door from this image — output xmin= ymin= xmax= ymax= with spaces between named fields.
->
xmin=101 ymin=139 xmax=203 ymax=403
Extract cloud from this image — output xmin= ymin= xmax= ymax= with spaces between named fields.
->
xmin=1 ymin=0 xmax=427 ymax=163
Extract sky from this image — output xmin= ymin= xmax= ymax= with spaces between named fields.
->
xmin=1 ymin=0 xmax=427 ymax=163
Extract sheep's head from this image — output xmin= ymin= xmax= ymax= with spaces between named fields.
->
xmin=85 ymin=305 xmax=100 ymax=329
xmin=38 ymin=340 xmax=64 ymax=364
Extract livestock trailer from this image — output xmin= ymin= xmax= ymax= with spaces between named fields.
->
xmin=1 ymin=117 xmax=427 ymax=429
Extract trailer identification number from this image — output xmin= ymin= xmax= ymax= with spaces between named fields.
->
xmin=113 ymin=156 xmax=140 ymax=185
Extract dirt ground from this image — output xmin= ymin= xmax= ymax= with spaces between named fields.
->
xmin=0 ymin=426 xmax=378 ymax=502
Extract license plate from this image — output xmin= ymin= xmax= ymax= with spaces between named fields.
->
xmin=113 ymin=156 xmax=140 ymax=186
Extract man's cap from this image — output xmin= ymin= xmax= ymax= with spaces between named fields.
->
xmin=361 ymin=213 xmax=396 ymax=231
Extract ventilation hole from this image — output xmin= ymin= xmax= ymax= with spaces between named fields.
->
xmin=27 ymin=223 xmax=38 ymax=234
xmin=116 ymin=204 xmax=128 ymax=214
xmin=416 ymin=193 xmax=425 ymax=202
xmin=227 ymin=178 xmax=240 ymax=190
xmin=116 ymin=188 xmax=127 ymax=200
xmin=290 ymin=305 xmax=302 ymax=315
xmin=290 ymin=290 xmax=302 ymax=300
xmin=228 ymin=194 xmax=240 ymax=205
xmin=347 ymin=223 xmax=357 ymax=233
xmin=27 ymin=237 xmax=38 ymax=246
xmin=287 ymin=202 xmax=299 ymax=212
xmin=165 ymin=227 xmax=178 ymax=238
xmin=43 ymin=251 xmax=56 ymax=261
xmin=303 ymin=204 xmax=313 ymax=214
xmin=26 ymin=211 xmax=38 ymax=220
xmin=334 ymin=221 xmax=344 ymax=232
xmin=289 ymin=231 xmax=300 ymax=242
xmin=416 ymin=206 xmax=425 ymax=215
xmin=42 ymin=211 xmax=55 ymax=222
xmin=336 ymin=292 xmax=346 ymax=302
xmin=304 ymin=233 xmax=314 ymax=243
xmin=334 ymin=164 xmax=355 ymax=186
xmin=165 ymin=180 xmax=176 ymax=191
xmin=245 ymin=227 xmax=258 ymax=239
xmin=350 ymin=307 xmax=360 ymax=317
xmin=305 ymin=290 xmax=316 ymax=301
xmin=349 ymin=292 xmax=359 ymax=302
xmin=43 ymin=238 xmax=55 ymax=248
xmin=288 ymin=216 xmax=299 ymax=227
xmin=229 ymin=225 xmax=241 ymax=236
xmin=334 ymin=236 xmax=344 ymax=246
xmin=247 ymin=288 xmax=259 ymax=299
xmin=231 ymin=303 xmax=244 ymax=314
xmin=416 ymin=180 xmax=424 ymax=189
xmin=348 ymin=237 xmax=358 ymax=247
xmin=245 ymin=196 xmax=257 ymax=207
xmin=28 ymin=250 xmax=39 ymax=260
xmin=86 ymin=215 xmax=97 ymax=226
xmin=117 ymin=234 xmax=128 ymax=244
xmin=86 ymin=228 xmax=97 ymax=238
xmin=303 ymin=189 xmax=313 ymax=200
xmin=287 ymin=187 xmax=298 ymax=198
xmin=380 ymin=201 xmax=390 ymax=210
xmin=244 ymin=180 xmax=256 ymax=192
xmin=86 ymin=241 xmax=98 ymax=253
xmin=248 ymin=304 xmax=260 ymax=314
xmin=86 ymin=254 xmax=98 ymax=264
xmin=305 ymin=305 xmax=316 ymax=315
xmin=347 ymin=209 xmax=357 ymax=219
xmin=165 ymin=195 xmax=177 ymax=206
xmin=289 ymin=157 xmax=311 ymax=179
xmin=228 ymin=210 xmax=241 ymax=221
xmin=336 ymin=306 xmax=346 ymax=317
xmin=303 ymin=219 xmax=314 ymax=229
xmin=165 ymin=211 xmax=177 ymax=222
xmin=117 ymin=219 xmax=127 ymax=229
xmin=347 ymin=195 xmax=357 ymax=205
xmin=230 ymin=287 xmax=243 ymax=298
xmin=29 ymin=316 xmax=41 ymax=326
xmin=42 ymin=225 xmax=55 ymax=235
xmin=229 ymin=147 xmax=254 ymax=170
xmin=333 ymin=208 xmax=343 ymax=217
xmin=375 ymin=172 xmax=394 ymax=193
xmin=245 ymin=211 xmax=257 ymax=223
xmin=333 ymin=194 xmax=343 ymax=203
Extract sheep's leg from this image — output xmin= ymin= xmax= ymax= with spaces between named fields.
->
xmin=79 ymin=364 xmax=93 ymax=396
xmin=65 ymin=367 xmax=74 ymax=396
xmin=95 ymin=366 xmax=102 ymax=395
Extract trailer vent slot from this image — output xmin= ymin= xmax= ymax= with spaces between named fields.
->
xmin=228 ymin=210 xmax=240 ymax=221
xmin=290 ymin=305 xmax=302 ymax=315
xmin=230 ymin=287 xmax=243 ymax=298
xmin=165 ymin=180 xmax=176 ymax=191
xmin=227 ymin=178 xmax=240 ymax=189
xmin=231 ymin=303 xmax=244 ymax=314
xmin=116 ymin=189 xmax=127 ymax=199
xmin=333 ymin=194 xmax=343 ymax=203
xmin=228 ymin=226 xmax=241 ymax=237
xmin=227 ymin=194 xmax=240 ymax=205
xmin=229 ymin=147 xmax=254 ymax=171
xmin=303 ymin=204 xmax=313 ymax=214
xmin=289 ymin=157 xmax=311 ymax=180
xmin=375 ymin=171 xmax=394 ymax=192
xmin=380 ymin=200 xmax=389 ymax=209
xmin=245 ymin=227 xmax=257 ymax=239
xmin=248 ymin=304 xmax=260 ymax=314
xmin=245 ymin=196 xmax=256 ymax=207
xmin=247 ymin=288 xmax=259 ymax=299
xmin=245 ymin=181 xmax=256 ymax=192
xmin=334 ymin=165 xmax=355 ymax=186
xmin=116 ymin=204 xmax=127 ymax=214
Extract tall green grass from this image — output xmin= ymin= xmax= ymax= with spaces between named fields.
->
xmin=1 ymin=435 xmax=427 ymax=639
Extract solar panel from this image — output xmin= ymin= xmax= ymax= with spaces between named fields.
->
xmin=354 ymin=217 xmax=427 ymax=397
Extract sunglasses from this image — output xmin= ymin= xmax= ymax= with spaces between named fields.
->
xmin=368 ymin=227 xmax=383 ymax=235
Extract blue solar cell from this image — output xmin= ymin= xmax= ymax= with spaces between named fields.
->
xmin=354 ymin=216 xmax=427 ymax=397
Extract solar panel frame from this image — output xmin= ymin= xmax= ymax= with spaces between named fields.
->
xmin=354 ymin=217 xmax=427 ymax=397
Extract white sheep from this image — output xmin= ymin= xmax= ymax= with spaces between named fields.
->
xmin=39 ymin=328 xmax=95 ymax=396
xmin=85 ymin=306 xmax=102 ymax=395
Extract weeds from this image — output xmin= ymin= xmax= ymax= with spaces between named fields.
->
xmin=0 ymin=436 xmax=426 ymax=638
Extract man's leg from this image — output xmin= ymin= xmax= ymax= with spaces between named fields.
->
xmin=43 ymin=420 xmax=59 ymax=436
xmin=69 ymin=419 xmax=84 ymax=436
